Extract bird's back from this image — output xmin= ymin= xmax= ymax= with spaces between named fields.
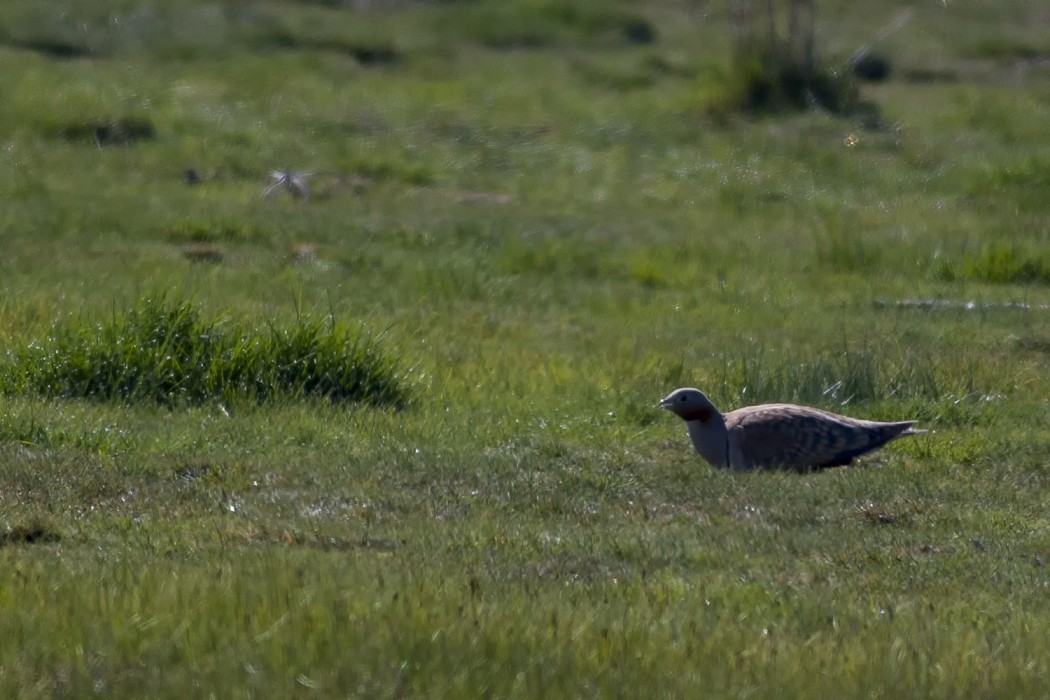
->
xmin=724 ymin=403 xmax=918 ymax=471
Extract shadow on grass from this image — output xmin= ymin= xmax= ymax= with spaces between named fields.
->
xmin=1 ymin=519 xmax=62 ymax=547
xmin=46 ymin=117 xmax=157 ymax=146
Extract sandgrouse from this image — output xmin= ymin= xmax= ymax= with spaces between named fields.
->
xmin=660 ymin=387 xmax=922 ymax=472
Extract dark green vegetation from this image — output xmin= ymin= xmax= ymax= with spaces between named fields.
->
xmin=1 ymin=0 xmax=1049 ymax=697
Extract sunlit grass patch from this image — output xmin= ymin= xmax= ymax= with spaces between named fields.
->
xmin=934 ymin=244 xmax=1050 ymax=285
xmin=0 ymin=297 xmax=413 ymax=409
xmin=708 ymin=346 xmax=992 ymax=417
xmin=0 ymin=405 xmax=130 ymax=453
xmin=496 ymin=237 xmax=611 ymax=278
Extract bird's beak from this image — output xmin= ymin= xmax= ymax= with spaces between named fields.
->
xmin=658 ymin=397 xmax=673 ymax=410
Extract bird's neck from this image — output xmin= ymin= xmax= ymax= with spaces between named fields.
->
xmin=685 ymin=416 xmax=729 ymax=469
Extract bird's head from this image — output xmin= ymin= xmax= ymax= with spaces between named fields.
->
xmin=659 ymin=387 xmax=719 ymax=423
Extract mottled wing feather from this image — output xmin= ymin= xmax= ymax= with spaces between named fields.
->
xmin=725 ymin=404 xmax=916 ymax=470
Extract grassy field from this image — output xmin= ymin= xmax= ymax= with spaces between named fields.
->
xmin=1 ymin=0 xmax=1049 ymax=696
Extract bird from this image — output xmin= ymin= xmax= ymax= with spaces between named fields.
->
xmin=659 ymin=387 xmax=923 ymax=472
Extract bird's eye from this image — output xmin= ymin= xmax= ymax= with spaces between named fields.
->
xmin=680 ymin=395 xmax=687 ymax=402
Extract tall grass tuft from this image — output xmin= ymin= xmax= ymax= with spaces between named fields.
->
xmin=934 ymin=244 xmax=1050 ymax=285
xmin=712 ymin=0 xmax=862 ymax=116
xmin=0 ymin=298 xmax=412 ymax=409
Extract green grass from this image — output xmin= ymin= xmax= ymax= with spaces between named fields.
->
xmin=1 ymin=0 xmax=1049 ymax=697
xmin=0 ymin=296 xmax=412 ymax=408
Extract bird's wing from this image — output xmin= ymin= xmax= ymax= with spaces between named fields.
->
xmin=726 ymin=404 xmax=915 ymax=470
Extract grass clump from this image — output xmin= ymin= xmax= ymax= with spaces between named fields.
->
xmin=934 ymin=245 xmax=1050 ymax=285
xmin=0 ymin=298 xmax=412 ymax=409
xmin=711 ymin=0 xmax=863 ymax=116
xmin=725 ymin=47 xmax=860 ymax=115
